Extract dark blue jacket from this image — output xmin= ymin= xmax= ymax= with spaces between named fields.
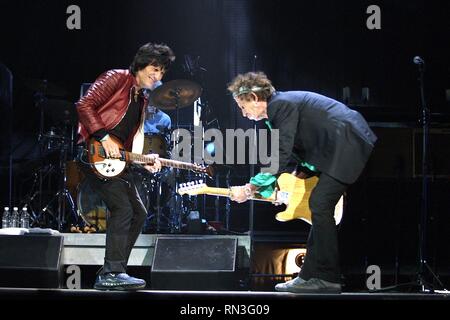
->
xmin=267 ymin=91 xmax=377 ymax=184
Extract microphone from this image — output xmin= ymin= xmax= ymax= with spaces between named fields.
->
xmin=413 ymin=56 xmax=424 ymax=65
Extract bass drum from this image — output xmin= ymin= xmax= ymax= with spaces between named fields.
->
xmin=143 ymin=133 xmax=169 ymax=158
xmin=76 ymin=180 xmax=109 ymax=231
xmin=76 ymin=178 xmax=152 ymax=232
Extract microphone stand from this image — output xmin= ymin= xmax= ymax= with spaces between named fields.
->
xmin=370 ymin=58 xmax=446 ymax=293
xmin=249 ymin=54 xmax=258 ymax=235
xmin=414 ymin=57 xmax=444 ymax=292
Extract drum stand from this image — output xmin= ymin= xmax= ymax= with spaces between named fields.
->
xmin=171 ymin=89 xmax=186 ymax=233
xmin=147 ymin=79 xmax=205 ymax=233
xmin=39 ymin=128 xmax=79 ymax=231
xmin=142 ymin=170 xmax=178 ymax=233
xmin=20 ymin=163 xmax=55 ymax=227
xmin=154 ymin=175 xmax=164 ymax=233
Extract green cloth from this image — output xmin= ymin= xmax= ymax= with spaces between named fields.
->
xmin=250 ymin=172 xmax=277 ymax=198
xmin=264 ymin=120 xmax=273 ymax=131
xmin=252 ymin=120 xmax=315 ymax=198
xmin=300 ymin=161 xmax=317 ymax=172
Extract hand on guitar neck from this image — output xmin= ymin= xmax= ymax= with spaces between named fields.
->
xmin=177 ymin=173 xmax=344 ymax=225
xmin=143 ymin=154 xmax=161 ymax=173
xmin=230 ymin=183 xmax=257 ymax=203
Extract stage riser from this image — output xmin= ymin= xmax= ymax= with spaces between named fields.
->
xmin=62 ymin=233 xmax=251 ymax=269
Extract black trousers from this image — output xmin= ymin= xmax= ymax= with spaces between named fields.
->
xmin=299 ymin=172 xmax=348 ymax=283
xmin=79 ymin=161 xmax=147 ymax=274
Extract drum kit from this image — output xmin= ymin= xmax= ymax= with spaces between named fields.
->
xmin=21 ymin=78 xmax=206 ymax=233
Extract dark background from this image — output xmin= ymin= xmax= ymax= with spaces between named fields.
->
xmin=1 ymin=0 xmax=450 ymax=290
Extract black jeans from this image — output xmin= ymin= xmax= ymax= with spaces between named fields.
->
xmin=299 ymin=173 xmax=348 ymax=283
xmin=79 ymin=161 xmax=147 ymax=274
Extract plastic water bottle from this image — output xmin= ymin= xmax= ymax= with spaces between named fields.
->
xmin=20 ymin=207 xmax=30 ymax=229
xmin=10 ymin=207 xmax=19 ymax=228
xmin=1 ymin=207 xmax=10 ymax=228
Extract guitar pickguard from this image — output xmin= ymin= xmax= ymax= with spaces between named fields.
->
xmin=93 ymin=158 xmax=127 ymax=178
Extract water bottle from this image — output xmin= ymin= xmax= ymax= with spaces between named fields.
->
xmin=1 ymin=207 xmax=10 ymax=228
xmin=20 ymin=207 xmax=30 ymax=229
xmin=10 ymin=207 xmax=19 ymax=228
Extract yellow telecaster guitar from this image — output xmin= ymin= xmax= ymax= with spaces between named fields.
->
xmin=178 ymin=173 xmax=343 ymax=225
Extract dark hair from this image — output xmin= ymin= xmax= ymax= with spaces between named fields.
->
xmin=227 ymin=71 xmax=275 ymax=101
xmin=130 ymin=43 xmax=175 ymax=75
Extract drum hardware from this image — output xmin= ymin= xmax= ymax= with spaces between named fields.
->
xmin=147 ymin=79 xmax=202 ymax=110
xmin=144 ymin=80 xmax=220 ymax=233
xmin=77 ymin=169 xmax=154 ymax=233
xmin=148 ymin=79 xmax=205 ymax=233
xmin=38 ymin=132 xmax=80 ymax=231
xmin=143 ymin=133 xmax=169 ymax=158
xmin=139 ymin=167 xmax=181 ymax=234
xmin=20 ymin=83 xmax=81 ymax=230
xmin=19 ymin=163 xmax=56 ymax=227
xmin=24 ymin=78 xmax=69 ymax=98
xmin=31 ymin=95 xmax=78 ymax=231
xmin=76 ymin=179 xmax=109 ymax=232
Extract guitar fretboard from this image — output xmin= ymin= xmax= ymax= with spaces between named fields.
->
xmin=128 ymin=153 xmax=203 ymax=172
xmin=197 ymin=187 xmax=276 ymax=202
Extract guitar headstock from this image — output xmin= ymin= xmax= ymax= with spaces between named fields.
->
xmin=178 ymin=180 xmax=208 ymax=196
xmin=192 ymin=164 xmax=214 ymax=179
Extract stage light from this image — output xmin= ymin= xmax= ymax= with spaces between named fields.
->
xmin=205 ymin=142 xmax=215 ymax=156
xmin=285 ymin=248 xmax=307 ymax=275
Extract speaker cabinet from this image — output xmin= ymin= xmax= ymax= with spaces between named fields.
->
xmin=413 ymin=128 xmax=450 ymax=178
xmin=366 ymin=126 xmax=450 ymax=178
xmin=151 ymin=237 xmax=238 ymax=290
xmin=0 ymin=235 xmax=64 ymax=288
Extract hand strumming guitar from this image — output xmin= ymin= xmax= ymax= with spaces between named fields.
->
xmin=292 ymin=170 xmax=313 ymax=180
xmin=100 ymin=135 xmax=161 ymax=173
xmin=100 ymin=135 xmax=121 ymax=158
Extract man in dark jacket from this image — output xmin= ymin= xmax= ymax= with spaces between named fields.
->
xmin=228 ymin=71 xmax=377 ymax=293
xmin=76 ymin=42 xmax=175 ymax=290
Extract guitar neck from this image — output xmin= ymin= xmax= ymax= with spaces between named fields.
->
xmin=127 ymin=152 xmax=201 ymax=171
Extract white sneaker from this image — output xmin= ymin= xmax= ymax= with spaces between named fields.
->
xmin=278 ymin=277 xmax=342 ymax=294
xmin=275 ymin=276 xmax=306 ymax=292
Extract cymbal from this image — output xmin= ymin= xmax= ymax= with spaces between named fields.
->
xmin=23 ymin=78 xmax=68 ymax=97
xmin=148 ymin=79 xmax=202 ymax=109
xmin=42 ymin=99 xmax=78 ymax=125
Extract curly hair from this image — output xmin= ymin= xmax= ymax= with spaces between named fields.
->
xmin=227 ymin=71 xmax=275 ymax=101
xmin=130 ymin=42 xmax=176 ymax=75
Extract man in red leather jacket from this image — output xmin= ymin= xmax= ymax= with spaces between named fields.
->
xmin=76 ymin=42 xmax=175 ymax=290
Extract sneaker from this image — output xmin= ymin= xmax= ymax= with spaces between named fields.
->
xmin=94 ymin=273 xmax=146 ymax=291
xmin=279 ymin=277 xmax=341 ymax=294
xmin=275 ymin=276 xmax=306 ymax=292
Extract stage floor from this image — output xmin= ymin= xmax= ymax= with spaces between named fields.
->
xmin=1 ymin=287 xmax=449 ymax=299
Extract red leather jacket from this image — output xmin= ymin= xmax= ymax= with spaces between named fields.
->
xmin=76 ymin=69 xmax=147 ymax=151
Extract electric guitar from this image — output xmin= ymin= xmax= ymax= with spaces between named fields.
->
xmin=87 ymin=136 xmax=213 ymax=179
xmin=177 ymin=173 xmax=343 ymax=225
